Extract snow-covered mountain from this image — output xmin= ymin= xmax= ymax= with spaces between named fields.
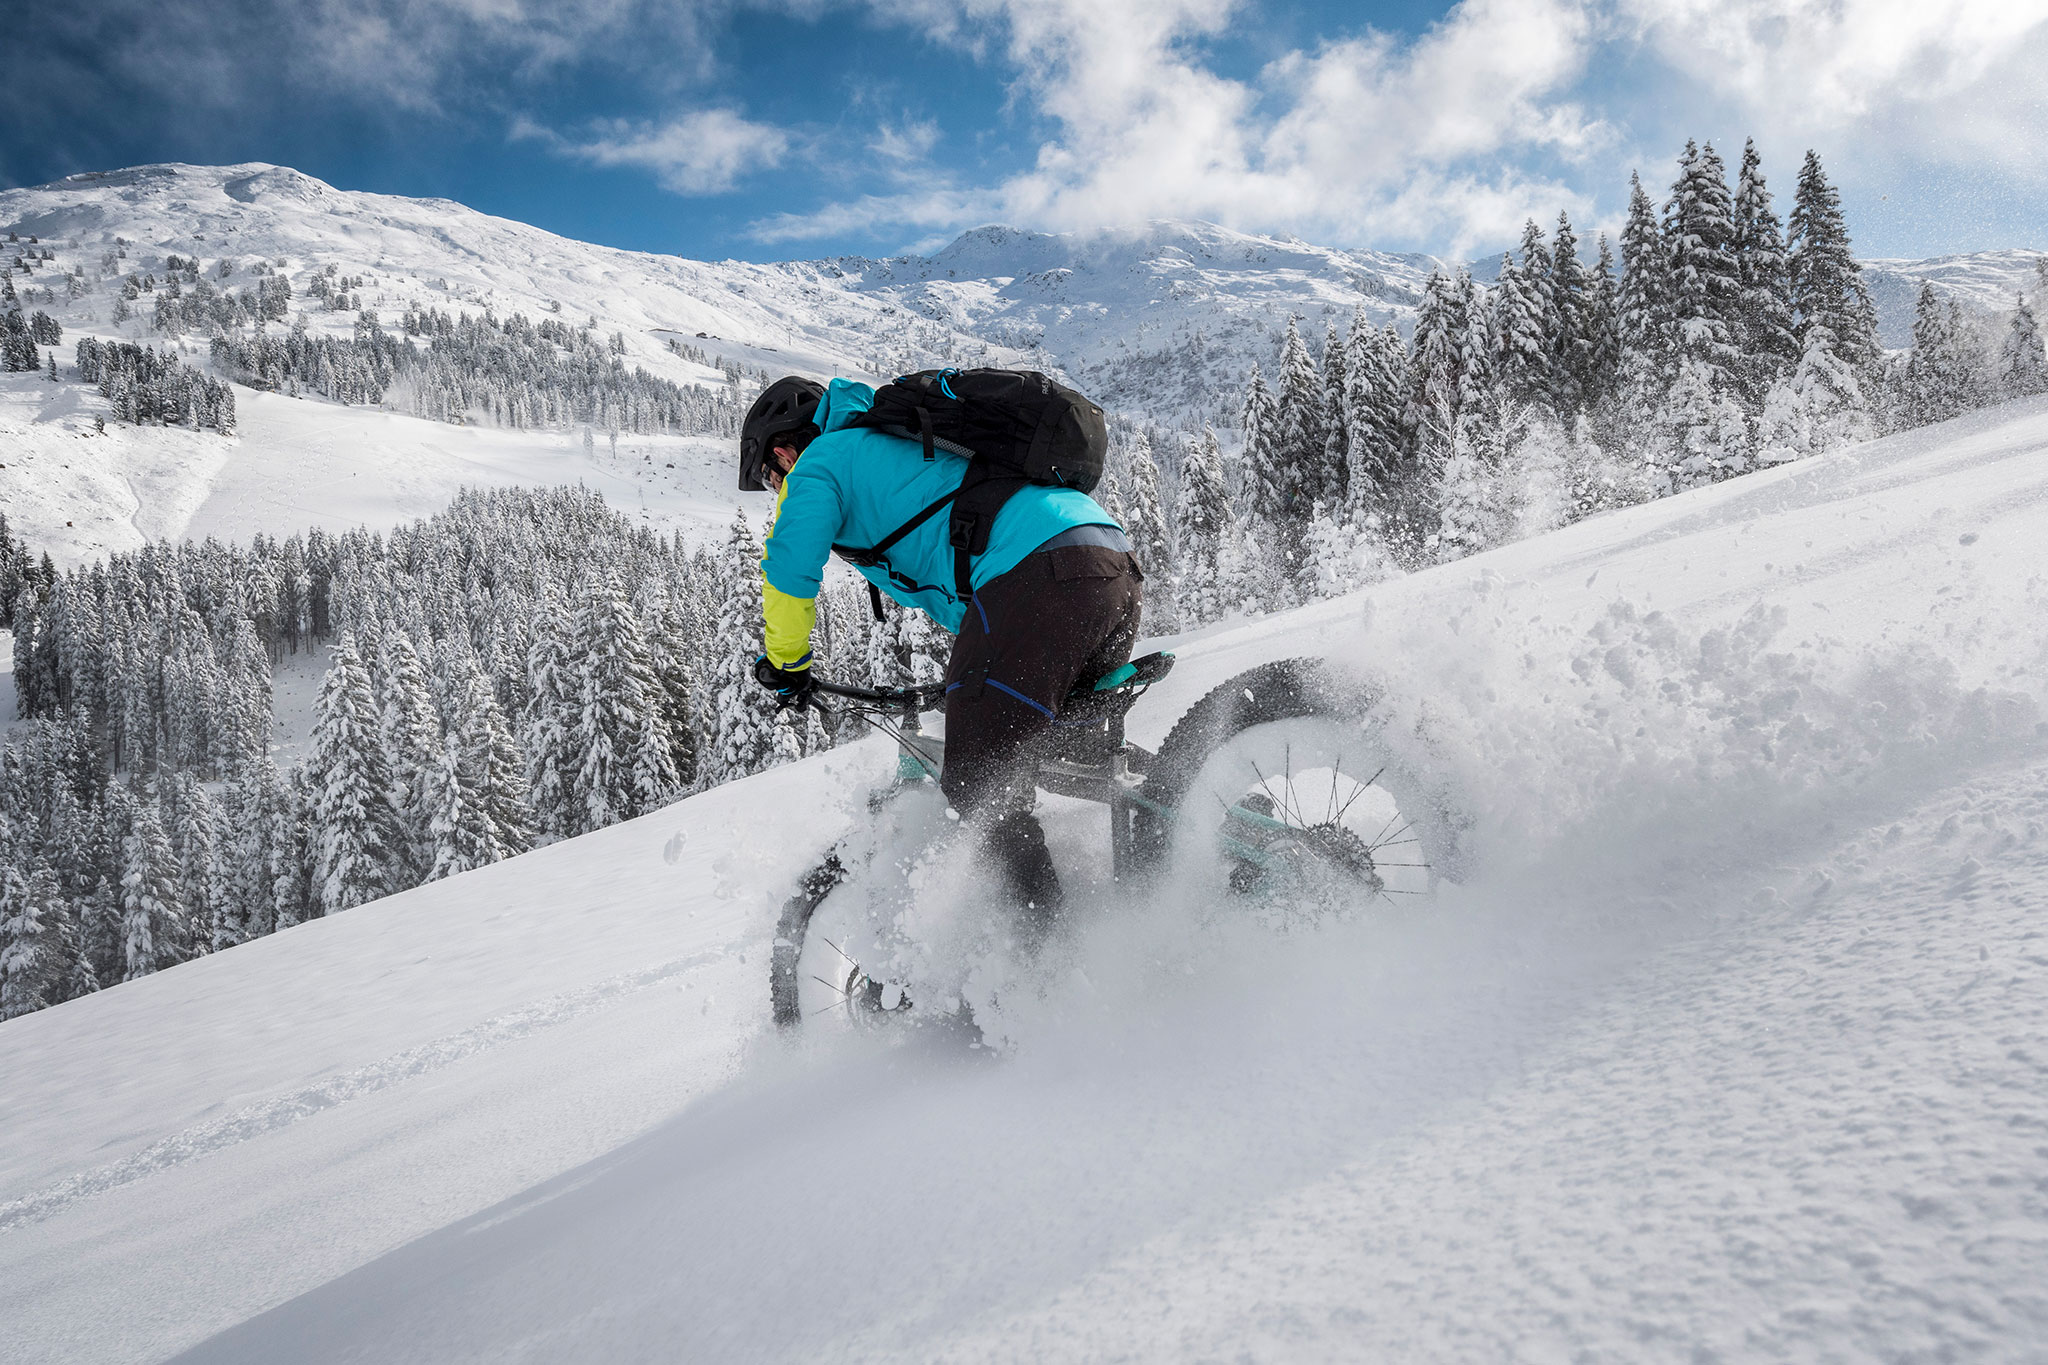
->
xmin=0 ymin=162 xmax=1444 ymax=421
xmin=4 ymin=395 xmax=2046 ymax=1362
xmin=1862 ymin=249 xmax=2047 ymax=346
xmin=2 ymin=160 xmax=2039 ymax=569
xmin=814 ymin=220 xmax=1441 ymax=424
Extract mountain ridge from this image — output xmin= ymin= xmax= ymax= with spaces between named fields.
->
xmin=10 ymin=161 xmax=2033 ymax=406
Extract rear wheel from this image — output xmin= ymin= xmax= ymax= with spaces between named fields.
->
xmin=1133 ymin=658 xmax=1460 ymax=911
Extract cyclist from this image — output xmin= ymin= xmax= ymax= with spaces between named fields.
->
xmin=741 ymin=375 xmax=1142 ymax=938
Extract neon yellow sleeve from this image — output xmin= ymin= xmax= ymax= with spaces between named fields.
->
xmin=762 ymin=579 xmax=818 ymax=670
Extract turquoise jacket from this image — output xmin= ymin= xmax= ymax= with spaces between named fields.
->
xmin=760 ymin=378 xmax=1118 ymax=667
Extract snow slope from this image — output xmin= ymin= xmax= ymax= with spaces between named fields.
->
xmin=0 ymin=368 xmax=745 ymax=567
xmin=4 ymin=397 xmax=2047 ymax=1363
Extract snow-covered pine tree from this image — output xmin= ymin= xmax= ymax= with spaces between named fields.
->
xmin=223 ymin=756 xmax=282 ymax=941
xmin=1172 ymin=428 xmax=1236 ymax=628
xmin=571 ymin=564 xmax=676 ymax=833
xmin=1558 ymin=411 xmax=1645 ymax=518
xmin=1617 ymin=172 xmax=1672 ymax=392
xmin=373 ymin=631 xmax=441 ymax=884
xmin=164 ymin=773 xmax=223 ymax=954
xmin=1997 ymin=294 xmax=2047 ymax=400
xmin=1122 ymin=430 xmax=1176 ymax=631
xmin=1433 ymin=398 xmax=1510 ymax=563
xmin=1506 ymin=409 xmax=1571 ymax=540
xmin=1492 ymin=245 xmax=1548 ymax=410
xmin=1787 ymin=151 xmax=1880 ymax=370
xmin=1659 ymin=356 xmax=1752 ymax=489
xmin=120 ymin=794 xmax=184 ymax=980
xmin=703 ymin=512 xmax=784 ymax=787
xmin=455 ymin=667 xmax=534 ymax=860
xmin=220 ymin=617 xmax=272 ymax=767
xmin=1662 ymin=141 xmax=1750 ymax=480
xmin=271 ymin=769 xmax=312 ymax=929
xmin=1237 ymin=363 xmax=1284 ymax=529
xmin=1457 ymin=271 xmax=1496 ymax=416
xmin=900 ymin=608 xmax=949 ymax=686
xmin=1339 ymin=312 xmax=1400 ymax=528
xmin=1352 ymin=323 xmax=1417 ymax=554
xmin=1905 ymin=286 xmax=1993 ymax=427
xmin=1731 ymin=138 xmax=1798 ymax=409
xmin=1583 ymin=235 xmax=1623 ymax=414
xmin=1756 ymin=324 xmax=1873 ymax=464
xmin=522 ymin=586 xmax=581 ymax=842
xmin=1095 ymin=467 xmax=1127 ymax=526
xmin=864 ymin=597 xmax=915 ymax=688
xmin=1406 ymin=270 xmax=1467 ymax=475
xmin=0 ymin=861 xmax=71 ymax=1019
xmin=1273 ymin=317 xmax=1328 ymax=515
xmin=424 ymin=737 xmax=494 ymax=882
xmin=307 ymin=633 xmax=401 ymax=915
xmin=1550 ymin=213 xmax=1593 ymax=415
xmin=1664 ymin=142 xmax=1744 ymax=381
xmin=1320 ymin=320 xmax=1351 ymax=509
xmin=645 ymin=597 xmax=700 ymax=789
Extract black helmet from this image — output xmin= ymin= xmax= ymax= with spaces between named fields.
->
xmin=740 ymin=377 xmax=825 ymax=491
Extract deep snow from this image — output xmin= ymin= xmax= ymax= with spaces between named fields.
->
xmin=3 ymin=399 xmax=2048 ymax=1363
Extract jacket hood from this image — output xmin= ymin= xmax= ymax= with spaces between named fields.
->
xmin=813 ymin=378 xmax=875 ymax=434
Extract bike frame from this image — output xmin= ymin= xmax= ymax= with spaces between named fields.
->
xmin=803 ymin=665 xmax=1166 ymax=883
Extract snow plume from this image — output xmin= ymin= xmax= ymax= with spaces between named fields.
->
xmin=1352 ymin=577 xmax=2048 ymax=896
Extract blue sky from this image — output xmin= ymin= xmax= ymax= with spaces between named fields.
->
xmin=3 ymin=0 xmax=2043 ymax=265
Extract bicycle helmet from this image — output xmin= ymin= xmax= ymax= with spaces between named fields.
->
xmin=739 ymin=376 xmax=825 ymax=490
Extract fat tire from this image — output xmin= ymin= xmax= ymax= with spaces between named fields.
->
xmin=769 ymin=850 xmax=847 ymax=1028
xmin=1132 ymin=658 xmax=1368 ymax=868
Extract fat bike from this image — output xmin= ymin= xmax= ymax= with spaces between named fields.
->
xmin=769 ymin=653 xmax=1462 ymax=1030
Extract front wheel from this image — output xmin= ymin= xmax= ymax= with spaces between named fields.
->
xmin=1131 ymin=658 xmax=1463 ymax=909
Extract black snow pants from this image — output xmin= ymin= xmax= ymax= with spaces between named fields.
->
xmin=940 ymin=542 xmax=1144 ymax=933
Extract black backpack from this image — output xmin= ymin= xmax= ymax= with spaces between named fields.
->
xmin=832 ymin=368 xmax=1108 ymax=613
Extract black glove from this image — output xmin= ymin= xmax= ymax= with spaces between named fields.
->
xmin=753 ymin=655 xmax=818 ymax=709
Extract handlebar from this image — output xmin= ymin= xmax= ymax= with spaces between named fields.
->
xmin=805 ymin=676 xmax=948 ymax=714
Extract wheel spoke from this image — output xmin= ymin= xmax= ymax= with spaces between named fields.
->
xmin=1245 ymin=755 xmax=1280 ymax=824
xmin=1334 ymin=765 xmax=1387 ymax=821
xmin=1326 ymin=754 xmax=1342 ymax=825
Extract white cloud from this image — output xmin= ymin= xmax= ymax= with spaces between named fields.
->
xmin=750 ymin=186 xmax=998 ymax=245
xmin=525 ymin=110 xmax=792 ymax=195
xmin=755 ymin=0 xmax=2045 ymax=255
xmin=769 ymin=0 xmax=1607 ymax=254
xmin=870 ymin=119 xmax=942 ymax=164
xmin=1617 ymin=0 xmax=2048 ymax=182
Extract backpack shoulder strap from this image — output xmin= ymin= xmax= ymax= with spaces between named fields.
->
xmin=830 ymin=485 xmax=961 ymax=569
xmin=946 ymin=468 xmax=1029 ymax=600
